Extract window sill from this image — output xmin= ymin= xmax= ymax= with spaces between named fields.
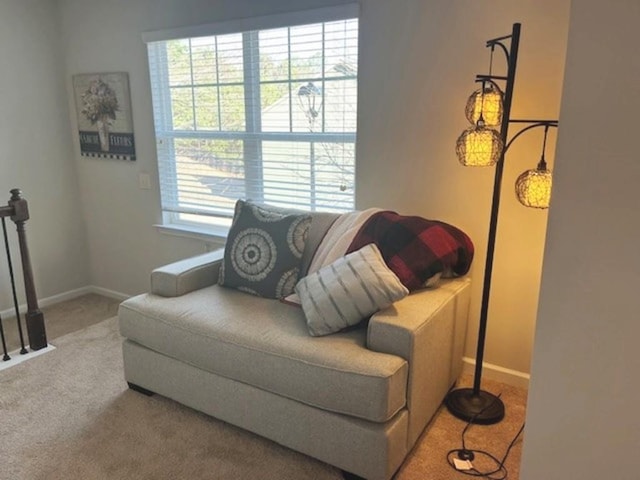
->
xmin=154 ymin=223 xmax=227 ymax=248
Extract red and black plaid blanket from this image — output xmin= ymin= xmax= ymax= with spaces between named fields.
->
xmin=346 ymin=211 xmax=474 ymax=291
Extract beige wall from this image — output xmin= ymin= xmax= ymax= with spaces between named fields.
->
xmin=56 ymin=0 xmax=570 ymax=376
xmin=0 ymin=0 xmax=89 ymax=308
xmin=355 ymin=0 xmax=569 ymax=377
xmin=521 ymin=1 xmax=640 ymax=477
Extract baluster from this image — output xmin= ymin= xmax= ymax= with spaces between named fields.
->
xmin=0 ymin=312 xmax=9 ymax=361
xmin=8 ymin=189 xmax=47 ymax=350
xmin=2 ymin=217 xmax=28 ymax=354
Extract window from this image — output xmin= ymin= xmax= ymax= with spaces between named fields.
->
xmin=145 ymin=6 xmax=359 ymax=233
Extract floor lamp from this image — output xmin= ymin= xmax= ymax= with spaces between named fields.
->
xmin=445 ymin=23 xmax=559 ymax=424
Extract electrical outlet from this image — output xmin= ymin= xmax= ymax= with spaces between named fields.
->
xmin=139 ymin=173 xmax=152 ymax=190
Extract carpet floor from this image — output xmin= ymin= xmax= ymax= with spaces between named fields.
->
xmin=1 ymin=297 xmax=527 ymax=479
xmin=1 ymin=317 xmax=344 ymax=479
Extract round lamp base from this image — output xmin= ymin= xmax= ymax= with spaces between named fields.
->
xmin=445 ymin=388 xmax=505 ymax=425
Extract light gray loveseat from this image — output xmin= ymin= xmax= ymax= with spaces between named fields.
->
xmin=118 ymin=210 xmax=471 ymax=480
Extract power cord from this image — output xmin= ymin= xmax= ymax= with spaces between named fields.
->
xmin=446 ymin=394 xmax=525 ymax=479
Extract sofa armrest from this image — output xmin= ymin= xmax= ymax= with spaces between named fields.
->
xmin=367 ymin=277 xmax=471 ymax=445
xmin=151 ymin=250 xmax=225 ymax=297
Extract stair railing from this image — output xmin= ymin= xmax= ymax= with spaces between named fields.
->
xmin=0 ymin=188 xmax=47 ymax=361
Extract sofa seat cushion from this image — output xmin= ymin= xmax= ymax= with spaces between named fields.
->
xmin=119 ymin=285 xmax=408 ymax=423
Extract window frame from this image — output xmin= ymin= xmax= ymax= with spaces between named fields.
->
xmin=144 ymin=5 xmax=359 ymax=239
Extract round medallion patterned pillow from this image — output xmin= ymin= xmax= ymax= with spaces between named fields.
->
xmin=219 ymin=200 xmax=312 ymax=298
xmin=230 ymin=228 xmax=277 ymax=281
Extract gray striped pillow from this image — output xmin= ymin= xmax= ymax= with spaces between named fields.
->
xmin=295 ymin=243 xmax=409 ymax=336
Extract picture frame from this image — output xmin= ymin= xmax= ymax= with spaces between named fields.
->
xmin=72 ymin=72 xmax=136 ymax=161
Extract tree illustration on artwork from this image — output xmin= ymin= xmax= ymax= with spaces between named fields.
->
xmin=80 ymin=77 xmax=119 ymax=152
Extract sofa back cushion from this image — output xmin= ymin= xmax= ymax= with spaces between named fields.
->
xmin=306 ymin=208 xmax=382 ymax=275
xmin=299 ymin=211 xmax=341 ymax=277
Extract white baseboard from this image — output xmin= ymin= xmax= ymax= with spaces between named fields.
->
xmin=0 ymin=285 xmax=130 ymax=318
xmin=462 ymin=356 xmax=530 ymax=390
xmin=37 ymin=286 xmax=94 ymax=309
xmin=86 ymin=285 xmax=130 ymax=302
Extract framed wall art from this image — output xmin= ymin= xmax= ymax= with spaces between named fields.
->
xmin=72 ymin=72 xmax=136 ymax=161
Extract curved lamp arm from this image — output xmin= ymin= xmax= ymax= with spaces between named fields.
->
xmin=505 ymin=120 xmax=559 ymax=153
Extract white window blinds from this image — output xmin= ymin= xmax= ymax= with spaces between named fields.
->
xmin=145 ymin=5 xmax=359 ymax=229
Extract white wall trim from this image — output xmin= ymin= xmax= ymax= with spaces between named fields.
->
xmin=0 ymin=285 xmax=130 ymax=318
xmin=154 ymin=223 xmax=226 ymax=250
xmin=1 ymin=286 xmax=90 ymax=318
xmin=142 ymin=3 xmax=359 ymax=43
xmin=38 ymin=286 xmax=94 ymax=308
xmin=462 ymin=356 xmax=530 ymax=390
xmin=87 ymin=285 xmax=130 ymax=302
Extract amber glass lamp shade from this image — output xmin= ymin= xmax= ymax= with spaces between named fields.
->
xmin=456 ymin=123 xmax=504 ymax=166
xmin=515 ymin=161 xmax=552 ymax=208
xmin=465 ymin=84 xmax=504 ymax=127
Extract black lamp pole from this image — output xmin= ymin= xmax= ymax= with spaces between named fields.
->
xmin=445 ymin=24 xmax=520 ymax=425
xmin=446 ymin=23 xmax=559 ymax=424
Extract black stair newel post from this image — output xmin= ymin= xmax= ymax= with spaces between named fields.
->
xmin=8 ymin=189 xmax=47 ymax=350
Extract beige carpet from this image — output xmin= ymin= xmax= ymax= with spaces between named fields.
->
xmin=398 ymin=377 xmax=527 ymax=479
xmin=2 ymin=293 xmax=119 ymax=353
xmin=1 ymin=317 xmax=344 ymax=479
xmin=1 ymin=303 xmax=527 ymax=479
